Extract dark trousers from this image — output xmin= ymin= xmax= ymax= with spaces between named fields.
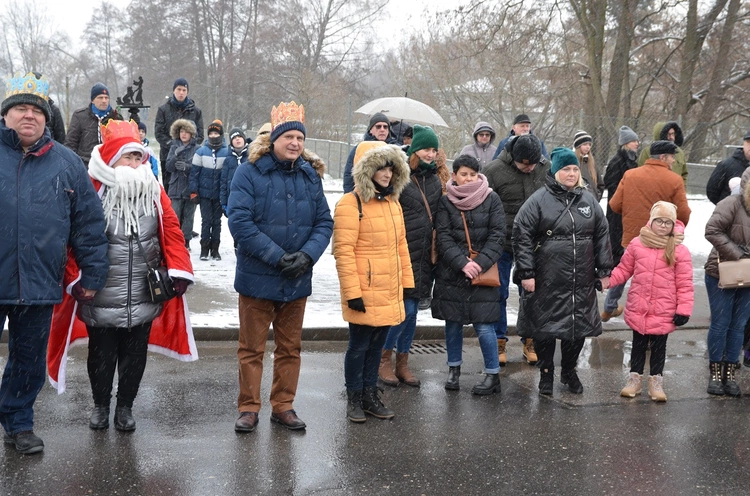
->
xmin=0 ymin=305 xmax=53 ymax=435
xmin=630 ymin=332 xmax=668 ymax=376
xmin=87 ymin=323 xmax=152 ymax=408
xmin=160 ymin=148 xmax=171 ymax=195
xmin=535 ymin=337 xmax=586 ymax=372
xmin=344 ymin=324 xmax=389 ymax=391
xmin=199 ymin=198 xmax=222 ymax=243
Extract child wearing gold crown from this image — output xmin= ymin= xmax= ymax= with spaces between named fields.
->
xmin=52 ymin=119 xmax=196 ymax=432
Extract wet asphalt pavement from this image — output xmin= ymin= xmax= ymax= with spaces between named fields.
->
xmin=2 ymin=329 xmax=750 ymax=495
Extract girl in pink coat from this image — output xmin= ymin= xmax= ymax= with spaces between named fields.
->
xmin=608 ymin=201 xmax=694 ymax=401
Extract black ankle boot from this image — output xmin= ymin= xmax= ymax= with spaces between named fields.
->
xmin=346 ymin=389 xmax=366 ymax=423
xmin=539 ymin=368 xmax=554 ymax=395
xmin=707 ymin=361 xmax=724 ymax=395
xmin=89 ymin=405 xmax=110 ymax=430
xmin=114 ymin=406 xmax=136 ymax=432
xmin=723 ymin=362 xmax=742 ymax=397
xmin=445 ymin=366 xmax=460 ymax=390
xmin=199 ymin=241 xmax=210 ymax=261
xmin=471 ymin=373 xmax=501 ymax=395
xmin=561 ymin=369 xmax=584 ymax=394
xmin=362 ymin=386 xmax=394 ymax=419
xmin=210 ymin=241 xmax=221 ymax=261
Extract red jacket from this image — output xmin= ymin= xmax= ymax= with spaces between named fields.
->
xmin=48 ymin=181 xmax=197 ymax=393
xmin=609 ymin=221 xmax=694 ymax=335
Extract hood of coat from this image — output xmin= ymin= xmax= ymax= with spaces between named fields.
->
xmin=653 ymin=121 xmax=684 ymax=147
xmin=170 ymin=119 xmax=197 ymax=140
xmin=472 ymin=121 xmax=496 ymax=143
xmin=352 ymin=144 xmax=410 ymax=202
xmin=247 ymin=133 xmax=326 ymax=178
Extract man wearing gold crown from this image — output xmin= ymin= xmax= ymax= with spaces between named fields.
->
xmin=228 ymin=102 xmax=333 ymax=432
xmin=0 ymin=72 xmax=110 ymax=454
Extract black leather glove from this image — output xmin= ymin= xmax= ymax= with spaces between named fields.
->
xmin=347 ymin=298 xmax=366 ymax=313
xmin=278 ymin=252 xmax=313 ymax=279
xmin=673 ymin=314 xmax=689 ymax=327
xmin=172 ymin=278 xmax=191 ymax=296
xmin=594 ymin=280 xmax=603 ymax=292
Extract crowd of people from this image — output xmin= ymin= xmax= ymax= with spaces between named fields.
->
xmin=1 ymin=71 xmax=750 ymax=455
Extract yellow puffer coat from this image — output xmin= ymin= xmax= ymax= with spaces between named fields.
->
xmin=333 ymin=143 xmax=414 ymax=326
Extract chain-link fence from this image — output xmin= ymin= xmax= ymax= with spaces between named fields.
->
xmin=303 ymin=139 xmax=353 ymax=179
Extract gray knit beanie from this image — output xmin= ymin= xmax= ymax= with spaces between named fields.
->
xmin=618 ymin=126 xmax=638 ymax=146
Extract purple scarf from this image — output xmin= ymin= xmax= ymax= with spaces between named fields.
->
xmin=446 ymin=174 xmax=491 ymax=211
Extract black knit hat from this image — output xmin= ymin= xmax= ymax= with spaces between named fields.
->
xmin=90 ymin=82 xmax=109 ymax=101
xmin=229 ymin=127 xmax=245 ymax=143
xmin=510 ymin=134 xmax=542 ymax=165
xmin=137 ymin=121 xmax=147 ymax=132
xmin=1 ymin=72 xmax=52 ymax=122
xmin=207 ymin=119 xmax=224 ymax=136
xmin=368 ymin=112 xmax=390 ymax=132
xmin=650 ymin=140 xmax=678 ymax=156
xmin=573 ymin=130 xmax=592 ymax=149
xmin=173 ymin=78 xmax=189 ymax=91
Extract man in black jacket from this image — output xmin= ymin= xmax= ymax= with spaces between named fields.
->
xmin=64 ymin=83 xmax=120 ymax=167
xmin=706 ymin=131 xmax=750 ymax=205
xmin=343 ymin=113 xmax=397 ymax=193
xmin=154 ymin=78 xmax=204 ymax=193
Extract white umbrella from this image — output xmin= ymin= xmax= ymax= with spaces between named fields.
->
xmin=355 ymin=97 xmax=449 ymax=128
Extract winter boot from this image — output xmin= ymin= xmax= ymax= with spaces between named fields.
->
xmin=707 ymin=361 xmax=724 ymax=396
xmin=472 ymin=373 xmax=501 ymax=395
xmin=497 ymin=339 xmax=507 ymax=366
xmin=378 ymin=349 xmax=399 ymax=387
xmin=114 ymin=406 xmax=136 ymax=432
xmin=185 ymin=239 xmax=191 ymax=252
xmin=444 ymin=366 xmax=461 ymax=391
xmin=523 ymin=339 xmax=538 ymax=365
xmin=199 ymin=240 xmax=210 ymax=261
xmin=395 ymin=352 xmax=421 ymax=387
xmin=744 ymin=349 xmax=750 ymax=368
xmin=89 ymin=404 xmax=110 ymax=430
xmin=723 ymin=362 xmax=742 ymax=397
xmin=601 ymin=305 xmax=624 ymax=322
xmin=346 ymin=389 xmax=366 ymax=423
xmin=620 ymin=372 xmax=642 ymax=398
xmin=560 ymin=369 xmax=584 ymax=394
xmin=362 ymin=386 xmax=395 ymax=419
xmin=648 ymin=374 xmax=667 ymax=402
xmin=539 ymin=368 xmax=554 ymax=395
xmin=210 ymin=240 xmax=221 ymax=261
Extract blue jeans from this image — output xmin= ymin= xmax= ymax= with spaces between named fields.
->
xmin=604 ymin=283 xmax=625 ymax=313
xmin=344 ymin=324 xmax=389 ymax=390
xmin=0 ymin=305 xmax=53 ymax=435
xmin=199 ymin=198 xmax=222 ymax=243
xmin=383 ymin=298 xmax=418 ymax=353
xmin=496 ymin=251 xmax=524 ymax=341
xmin=445 ymin=321 xmax=500 ymax=374
xmin=706 ymin=274 xmax=750 ymax=363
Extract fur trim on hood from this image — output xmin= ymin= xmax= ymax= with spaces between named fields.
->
xmin=247 ymin=133 xmax=326 ymax=178
xmin=170 ymin=119 xmax=197 ymax=140
xmin=654 ymin=121 xmax=684 ymax=147
xmin=352 ymin=145 xmax=410 ymax=202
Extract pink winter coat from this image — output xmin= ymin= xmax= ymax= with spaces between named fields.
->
xmin=609 ymin=221 xmax=694 ymax=335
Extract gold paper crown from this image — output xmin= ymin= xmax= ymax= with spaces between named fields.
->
xmin=5 ymin=72 xmax=50 ymax=100
xmin=100 ymin=119 xmax=140 ymax=144
xmin=271 ymin=101 xmax=305 ymax=129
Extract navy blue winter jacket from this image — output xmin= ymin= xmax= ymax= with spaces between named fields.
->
xmin=227 ymin=150 xmax=333 ymax=302
xmin=342 ymin=131 xmax=397 ymax=193
xmin=220 ymin=145 xmax=248 ymax=209
xmin=0 ymin=121 xmax=109 ymax=304
xmin=190 ymin=140 xmax=229 ymax=200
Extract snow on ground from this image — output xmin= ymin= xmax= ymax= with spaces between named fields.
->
xmin=189 ymin=178 xmax=718 ymax=329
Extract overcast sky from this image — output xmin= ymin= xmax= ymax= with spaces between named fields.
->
xmin=43 ymin=0 xmax=469 ymax=51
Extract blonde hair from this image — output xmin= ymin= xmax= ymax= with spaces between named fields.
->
xmin=554 ymin=168 xmax=586 ymax=189
xmin=574 ymin=148 xmax=597 ymax=190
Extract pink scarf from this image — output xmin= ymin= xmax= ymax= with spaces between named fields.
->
xmin=446 ymin=174 xmax=492 ymax=211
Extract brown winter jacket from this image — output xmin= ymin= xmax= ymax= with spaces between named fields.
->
xmin=64 ymin=106 xmax=120 ymax=166
xmin=704 ymin=168 xmax=750 ymax=279
xmin=609 ymin=158 xmax=690 ymax=247
xmin=333 ymin=144 xmax=414 ymax=326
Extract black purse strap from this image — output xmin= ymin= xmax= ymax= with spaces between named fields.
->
xmin=535 ymin=201 xmax=574 ymax=252
xmin=133 ymin=231 xmax=156 ymax=270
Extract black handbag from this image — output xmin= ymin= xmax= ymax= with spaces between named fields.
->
xmin=135 ymin=233 xmax=176 ymax=303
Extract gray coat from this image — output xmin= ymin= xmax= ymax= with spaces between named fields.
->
xmin=78 ymin=203 xmax=163 ymax=328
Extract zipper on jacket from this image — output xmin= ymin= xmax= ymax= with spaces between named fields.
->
xmin=567 ymin=197 xmax=577 ymax=339
xmin=127 ymin=234 xmax=134 ymax=329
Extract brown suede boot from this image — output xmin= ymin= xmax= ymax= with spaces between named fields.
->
xmin=378 ymin=349 xmax=399 ymax=387
xmin=497 ymin=339 xmax=507 ymax=366
xmin=395 ymin=352 xmax=421 ymax=387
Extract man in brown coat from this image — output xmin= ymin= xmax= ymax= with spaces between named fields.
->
xmin=609 ymin=140 xmax=691 ymax=248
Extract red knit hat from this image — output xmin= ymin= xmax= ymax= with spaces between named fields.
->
xmin=99 ymin=120 xmax=148 ymax=166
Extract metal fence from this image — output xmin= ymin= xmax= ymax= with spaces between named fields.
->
xmin=304 ymin=139 xmax=354 ymax=179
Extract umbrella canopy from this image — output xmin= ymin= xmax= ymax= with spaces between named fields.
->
xmin=355 ymin=97 xmax=448 ymax=128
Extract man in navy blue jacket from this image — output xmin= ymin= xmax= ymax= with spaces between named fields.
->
xmin=0 ymin=73 xmax=109 ymax=454
xmin=228 ymin=102 xmax=332 ymax=433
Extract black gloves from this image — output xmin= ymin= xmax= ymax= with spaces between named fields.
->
xmin=189 ymin=192 xmax=200 ymax=204
xmin=172 ymin=278 xmax=191 ymax=296
xmin=347 ymin=298 xmax=366 ymax=313
xmin=277 ymin=252 xmax=313 ymax=279
xmin=594 ymin=280 xmax=603 ymax=292
xmin=673 ymin=314 xmax=690 ymax=327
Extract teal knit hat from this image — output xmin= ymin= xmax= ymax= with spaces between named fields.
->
xmin=550 ymin=146 xmax=579 ymax=175
xmin=408 ymin=124 xmax=439 ymax=156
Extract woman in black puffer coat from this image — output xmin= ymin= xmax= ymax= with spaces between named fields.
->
xmin=513 ymin=147 xmax=612 ymax=396
xmin=379 ymin=125 xmax=448 ymax=388
xmin=433 ymin=155 xmax=505 ymax=394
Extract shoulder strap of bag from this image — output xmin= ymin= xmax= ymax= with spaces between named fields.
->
xmin=352 ymin=191 xmax=363 ymax=221
xmin=460 ymin=211 xmax=473 ymax=253
xmin=133 ymin=230 xmax=155 ymax=270
xmin=412 ymin=176 xmax=433 ymax=222
xmin=535 ymin=200 xmax=574 ymax=252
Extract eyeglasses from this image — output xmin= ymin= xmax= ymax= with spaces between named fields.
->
xmin=652 ymin=219 xmax=674 ymax=227
xmin=373 ymin=124 xmax=389 ymax=130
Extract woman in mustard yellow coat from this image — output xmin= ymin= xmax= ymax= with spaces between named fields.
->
xmin=334 ymin=141 xmax=414 ymax=423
